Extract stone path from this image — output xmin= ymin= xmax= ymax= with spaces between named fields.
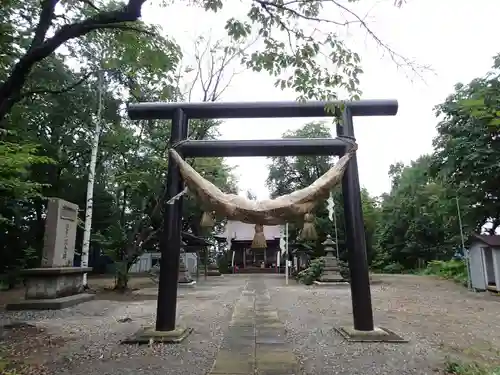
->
xmin=210 ymin=278 xmax=300 ymax=375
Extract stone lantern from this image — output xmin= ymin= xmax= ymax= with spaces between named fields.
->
xmin=318 ymin=235 xmax=343 ymax=282
xmin=323 ymin=235 xmax=337 ymax=256
xmin=179 ymin=240 xmax=195 ymax=286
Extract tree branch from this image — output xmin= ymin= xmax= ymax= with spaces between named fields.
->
xmin=20 ymin=71 xmax=93 ymax=98
xmin=29 ymin=0 xmax=59 ymax=50
xmin=0 ymin=0 xmax=147 ymax=125
xmin=254 ymin=0 xmax=359 ymax=27
xmin=254 ymin=0 xmax=428 ymax=79
xmin=81 ymin=0 xmax=101 ymax=12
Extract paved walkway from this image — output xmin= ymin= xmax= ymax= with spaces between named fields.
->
xmin=209 ymin=278 xmax=300 ymax=375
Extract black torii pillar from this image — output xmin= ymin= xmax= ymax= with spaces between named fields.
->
xmin=338 ymin=108 xmax=374 ymax=331
xmin=156 ymin=108 xmax=188 ymax=332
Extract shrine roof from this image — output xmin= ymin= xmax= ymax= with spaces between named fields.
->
xmin=182 ymin=231 xmax=211 ymax=246
xmin=214 ymin=220 xmax=282 ymax=241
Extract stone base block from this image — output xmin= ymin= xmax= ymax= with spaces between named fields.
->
xmin=122 ymin=326 xmax=193 ymax=344
xmin=6 ymin=293 xmax=95 ymax=311
xmin=207 ymin=270 xmax=222 ymax=276
xmin=335 ymin=326 xmax=408 ymax=343
xmin=178 ymin=280 xmax=196 ymax=288
xmin=22 ymin=267 xmax=92 ymax=300
xmin=314 ymin=280 xmax=349 ymax=286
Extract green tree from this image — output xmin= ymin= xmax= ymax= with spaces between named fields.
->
xmin=432 ymin=55 xmax=500 ymax=233
xmin=266 ymin=121 xmax=380 ymax=263
xmin=374 ymin=156 xmax=461 ymax=271
xmin=0 ymin=0 xmax=418 ymax=124
xmin=0 ymin=0 xmax=154 ymax=123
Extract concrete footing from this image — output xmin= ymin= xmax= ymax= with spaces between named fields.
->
xmin=335 ymin=326 xmax=408 ymax=343
xmin=122 ymin=326 xmax=193 ymax=344
xmin=178 ymin=280 xmax=196 ymax=288
xmin=6 ymin=293 xmax=95 ymax=311
xmin=313 ymin=280 xmax=349 ymax=286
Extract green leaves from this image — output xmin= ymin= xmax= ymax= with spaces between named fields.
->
xmin=456 ymin=55 xmax=500 ymax=127
xmin=225 ymin=18 xmax=252 ymax=41
xmin=431 ymin=56 xmax=500 ymax=234
xmin=210 ymin=0 xmax=404 ymax=101
xmin=373 ymin=156 xmax=462 ymax=271
xmin=0 ymin=141 xmax=53 ymax=200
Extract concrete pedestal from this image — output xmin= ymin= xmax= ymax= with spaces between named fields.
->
xmin=335 ymin=326 xmax=408 ymax=343
xmin=123 ymin=326 xmax=193 ymax=344
xmin=6 ymin=267 xmax=94 ymax=310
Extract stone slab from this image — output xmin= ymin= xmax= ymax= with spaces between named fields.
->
xmin=256 ymin=350 xmax=299 ymax=372
xmin=210 ymin=351 xmax=255 ymax=374
xmin=122 ymin=326 xmax=193 ymax=344
xmin=313 ymin=280 xmax=349 ymax=286
xmin=21 ymin=267 xmax=92 ymax=276
xmin=5 ymin=293 xmax=94 ymax=311
xmin=256 ymin=337 xmax=286 ymax=345
xmin=178 ymin=280 xmax=196 ymax=288
xmin=335 ymin=326 xmax=408 ymax=343
xmin=207 ymin=271 xmax=222 ymax=276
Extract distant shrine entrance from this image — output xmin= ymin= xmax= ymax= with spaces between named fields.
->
xmin=128 ymin=99 xmax=399 ymax=337
xmin=215 ymin=221 xmax=282 ymax=272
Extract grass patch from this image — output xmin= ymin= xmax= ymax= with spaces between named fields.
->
xmin=423 ymin=260 xmax=468 ymax=286
xmin=445 ymin=359 xmax=500 ymax=374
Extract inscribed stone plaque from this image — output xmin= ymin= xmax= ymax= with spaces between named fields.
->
xmin=42 ymin=198 xmax=79 ymax=267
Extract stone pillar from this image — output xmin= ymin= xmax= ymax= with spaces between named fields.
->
xmin=7 ymin=198 xmax=94 ymax=310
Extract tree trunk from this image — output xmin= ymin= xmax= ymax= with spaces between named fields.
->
xmin=114 ymin=261 xmax=129 ymax=291
xmin=115 ymin=270 xmax=128 ymax=291
xmin=81 ymin=70 xmax=103 ymax=286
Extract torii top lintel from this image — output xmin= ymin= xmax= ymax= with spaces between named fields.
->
xmin=127 ymin=99 xmax=398 ymax=120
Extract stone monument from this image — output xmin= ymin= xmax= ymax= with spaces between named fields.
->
xmin=316 ymin=235 xmax=344 ymax=283
xmin=6 ymin=198 xmax=94 ymax=310
xmin=178 ymin=242 xmax=196 ymax=287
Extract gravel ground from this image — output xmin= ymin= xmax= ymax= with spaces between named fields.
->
xmin=1 ymin=274 xmax=500 ymax=375
xmin=266 ymin=274 xmax=500 ymax=375
xmin=1 ymin=276 xmax=247 ymax=375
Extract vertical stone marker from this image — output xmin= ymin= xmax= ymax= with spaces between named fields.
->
xmin=6 ymin=198 xmax=95 ymax=311
xmin=42 ymin=198 xmax=79 ymax=267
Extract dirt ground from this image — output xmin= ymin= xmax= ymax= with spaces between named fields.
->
xmin=0 ymin=274 xmax=499 ymax=375
xmin=0 ymin=275 xmax=158 ymax=309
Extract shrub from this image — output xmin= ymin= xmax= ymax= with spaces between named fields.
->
xmin=297 ymin=258 xmax=325 ymax=285
xmin=338 ymin=259 xmax=350 ymax=281
xmin=218 ymin=257 xmax=230 ymax=274
xmin=381 ymin=262 xmax=405 ymax=274
xmin=423 ymin=259 xmax=468 ymax=286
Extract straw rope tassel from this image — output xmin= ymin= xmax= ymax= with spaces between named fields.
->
xmin=251 ymin=223 xmax=267 ymax=249
xmin=299 ymin=213 xmax=317 ymax=241
xmin=200 ymin=211 xmax=215 ymax=229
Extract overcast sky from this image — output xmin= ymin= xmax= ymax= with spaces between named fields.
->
xmin=142 ymin=0 xmax=500 ymax=199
